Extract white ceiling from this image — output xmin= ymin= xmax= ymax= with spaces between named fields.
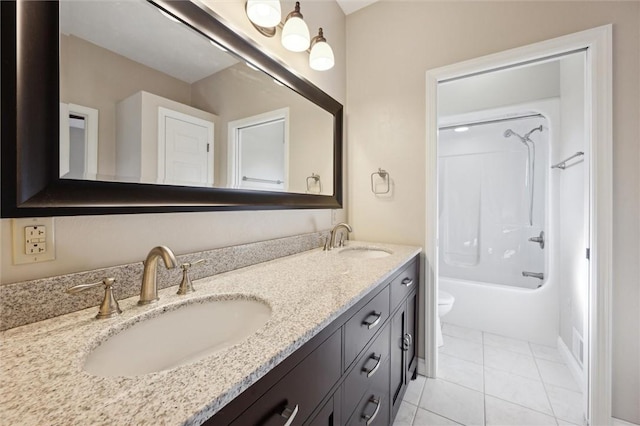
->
xmin=336 ymin=0 xmax=380 ymax=15
xmin=59 ymin=1 xmax=238 ymax=84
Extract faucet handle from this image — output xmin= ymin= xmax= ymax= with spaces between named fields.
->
xmin=177 ymin=259 xmax=204 ymax=295
xmin=67 ymin=277 xmax=122 ymax=319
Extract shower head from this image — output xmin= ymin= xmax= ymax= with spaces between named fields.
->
xmin=504 ymin=128 xmax=527 ymax=145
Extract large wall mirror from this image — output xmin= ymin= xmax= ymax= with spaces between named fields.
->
xmin=1 ymin=0 xmax=343 ymax=217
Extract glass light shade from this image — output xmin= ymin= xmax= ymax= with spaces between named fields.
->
xmin=309 ymin=40 xmax=334 ymax=71
xmin=246 ymin=0 xmax=281 ymax=28
xmin=281 ymin=16 xmax=310 ymax=52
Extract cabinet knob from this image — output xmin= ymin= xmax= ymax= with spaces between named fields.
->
xmin=402 ymin=333 xmax=413 ymax=351
xmin=361 ymin=396 xmax=381 ymax=425
xmin=280 ymin=404 xmax=299 ymax=426
xmin=362 ymin=311 xmax=382 ymax=329
xmin=401 ymin=277 xmax=414 ymax=287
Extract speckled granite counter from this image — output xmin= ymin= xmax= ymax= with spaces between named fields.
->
xmin=0 ymin=241 xmax=421 ymax=425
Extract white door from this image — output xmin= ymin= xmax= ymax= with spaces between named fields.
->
xmin=158 ymin=107 xmax=214 ymax=187
xmin=227 ymin=108 xmax=289 ymax=191
xmin=238 ymin=119 xmax=285 ymax=191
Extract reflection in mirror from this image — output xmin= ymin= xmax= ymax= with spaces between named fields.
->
xmin=58 ymin=0 xmax=334 ymax=195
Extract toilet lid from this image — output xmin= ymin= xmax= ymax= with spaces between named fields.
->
xmin=438 ymin=290 xmax=455 ymax=305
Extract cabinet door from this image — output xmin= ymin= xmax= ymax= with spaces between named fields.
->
xmin=405 ymin=290 xmax=418 ymax=384
xmin=389 ymin=303 xmax=406 ymax=418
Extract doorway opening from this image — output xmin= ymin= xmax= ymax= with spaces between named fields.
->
xmin=424 ymin=26 xmax=612 ymax=425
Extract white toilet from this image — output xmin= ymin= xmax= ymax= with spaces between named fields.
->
xmin=437 ymin=290 xmax=455 ymax=347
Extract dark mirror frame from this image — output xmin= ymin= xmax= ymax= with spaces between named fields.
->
xmin=1 ymin=0 xmax=343 ymax=218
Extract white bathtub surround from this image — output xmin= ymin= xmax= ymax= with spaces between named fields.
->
xmin=0 ymin=241 xmax=421 ymax=425
xmin=394 ymin=323 xmax=585 ymax=426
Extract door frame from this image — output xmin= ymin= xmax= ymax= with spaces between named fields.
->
xmin=59 ymin=103 xmax=99 ymax=180
xmin=424 ymin=25 xmax=612 ymax=425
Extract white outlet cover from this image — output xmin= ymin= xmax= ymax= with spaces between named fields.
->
xmin=12 ymin=218 xmax=56 ymax=264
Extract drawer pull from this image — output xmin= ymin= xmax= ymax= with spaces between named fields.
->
xmin=401 ymin=277 xmax=414 ymax=287
xmin=362 ymin=311 xmax=382 ymax=329
xmin=362 ymin=353 xmax=382 ymax=378
xmin=280 ymin=404 xmax=299 ymax=426
xmin=361 ymin=396 xmax=381 ymax=425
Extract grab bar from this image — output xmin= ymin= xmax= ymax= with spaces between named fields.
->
xmin=522 ymin=271 xmax=544 ymax=280
xmin=551 ymin=151 xmax=584 ymax=170
xmin=242 ymin=176 xmax=283 ymax=184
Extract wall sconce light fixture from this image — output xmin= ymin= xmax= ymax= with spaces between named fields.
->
xmin=309 ymin=28 xmax=334 ymax=71
xmin=245 ymin=1 xmax=334 ymax=71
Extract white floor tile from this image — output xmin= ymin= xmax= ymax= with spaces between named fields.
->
xmin=403 ymin=374 xmax=427 ymax=406
xmin=530 ymin=343 xmax=565 ymax=363
xmin=413 ymin=407 xmax=462 ymax=425
xmin=483 ymin=332 xmax=532 ymax=356
xmin=536 ymin=358 xmax=581 ymax=392
xmin=394 ymin=401 xmax=418 ymax=426
xmin=556 ymin=420 xmax=581 ymax=426
xmin=546 ymin=384 xmax=585 ymax=425
xmin=442 ymin=323 xmax=483 ymax=344
xmin=484 ymin=345 xmax=540 ymax=380
xmin=419 ymin=379 xmax=485 ymax=426
xmin=440 ymin=335 xmax=484 ymax=365
xmin=484 ymin=367 xmax=553 ymax=415
xmin=485 ymin=395 xmax=557 ymax=426
xmin=438 ymin=352 xmax=484 ymax=392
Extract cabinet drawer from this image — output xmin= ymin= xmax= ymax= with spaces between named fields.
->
xmin=344 ymin=286 xmax=390 ymax=368
xmin=230 ymin=329 xmax=341 ymax=426
xmin=346 ymin=359 xmax=390 ymax=426
xmin=343 ymin=323 xmax=390 ymax=419
xmin=389 ymin=259 xmax=418 ymax=311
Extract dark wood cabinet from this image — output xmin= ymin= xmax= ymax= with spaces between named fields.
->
xmin=205 ymin=256 xmax=419 ymax=426
xmin=390 ymin=289 xmax=418 ymax=421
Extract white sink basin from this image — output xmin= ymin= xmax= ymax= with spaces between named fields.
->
xmin=84 ymin=296 xmax=271 ymax=377
xmin=338 ymin=247 xmax=392 ymax=259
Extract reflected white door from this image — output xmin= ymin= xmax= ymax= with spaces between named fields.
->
xmin=158 ymin=107 xmax=214 ymax=187
xmin=238 ymin=119 xmax=285 ymax=190
xmin=227 ymin=108 xmax=289 ymax=191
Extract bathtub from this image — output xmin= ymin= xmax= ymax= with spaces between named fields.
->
xmin=440 ymin=276 xmax=559 ymax=346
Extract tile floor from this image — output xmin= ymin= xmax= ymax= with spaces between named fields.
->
xmin=394 ymin=323 xmax=585 ymax=426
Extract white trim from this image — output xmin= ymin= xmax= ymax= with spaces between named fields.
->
xmin=157 ymin=106 xmax=214 ymax=186
xmin=227 ymin=108 xmax=290 ymax=191
xmin=425 ymin=25 xmax=612 ymax=425
xmin=60 ymin=103 xmax=99 ymax=179
xmin=613 ymin=418 xmax=640 ymax=426
xmin=558 ymin=335 xmax=586 ymax=393
xmin=417 ymin=357 xmax=427 ymax=377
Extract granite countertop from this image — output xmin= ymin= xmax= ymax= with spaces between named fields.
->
xmin=0 ymin=241 xmax=421 ymax=425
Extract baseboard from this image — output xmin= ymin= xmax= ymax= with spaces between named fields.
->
xmin=613 ymin=417 xmax=640 ymax=426
xmin=557 ymin=336 xmax=586 ymax=392
xmin=418 ymin=357 xmax=427 ymax=376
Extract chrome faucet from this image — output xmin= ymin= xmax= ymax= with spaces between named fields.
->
xmin=325 ymin=223 xmax=353 ymax=250
xmin=139 ymin=246 xmax=178 ymax=305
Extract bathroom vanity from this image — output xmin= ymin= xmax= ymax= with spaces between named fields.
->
xmin=208 ymin=252 xmax=419 ymax=425
xmin=0 ymin=242 xmax=421 ymax=425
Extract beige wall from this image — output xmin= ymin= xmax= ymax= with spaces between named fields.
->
xmin=346 ymin=1 xmax=639 ymax=423
xmin=1 ymin=1 xmax=346 ymax=283
xmin=60 ymin=34 xmax=192 ymax=178
xmin=191 ymin=63 xmax=333 ymax=193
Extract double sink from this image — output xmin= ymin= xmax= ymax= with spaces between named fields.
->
xmin=83 ymin=245 xmax=392 ymax=378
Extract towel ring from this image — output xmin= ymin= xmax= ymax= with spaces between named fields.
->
xmin=371 ymin=168 xmax=390 ymax=194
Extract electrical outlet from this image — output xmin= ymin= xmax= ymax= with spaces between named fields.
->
xmin=12 ymin=218 xmax=56 ymax=264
